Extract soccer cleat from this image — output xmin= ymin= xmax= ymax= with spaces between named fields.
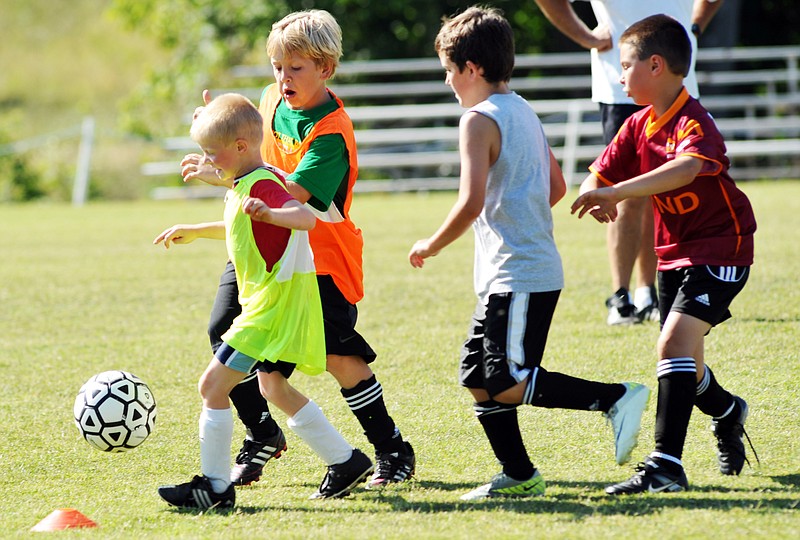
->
xmin=460 ymin=470 xmax=546 ymax=501
xmin=367 ymin=441 xmax=416 ymax=489
xmin=310 ymin=448 xmax=374 ymax=499
xmin=230 ymin=429 xmax=287 ymax=486
xmin=158 ymin=475 xmax=236 ymax=509
xmin=634 ymin=285 xmax=660 ymax=323
xmin=605 ymin=382 xmax=650 ymax=465
xmin=606 ymin=288 xmax=639 ymax=326
xmin=712 ymin=395 xmax=757 ymax=475
xmin=605 ymin=458 xmax=688 ymax=495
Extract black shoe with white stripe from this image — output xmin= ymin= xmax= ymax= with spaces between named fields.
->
xmin=158 ymin=475 xmax=235 ymax=509
xmin=605 ymin=458 xmax=688 ymax=495
xmin=231 ymin=428 xmax=287 ymax=486
xmin=367 ymin=442 xmax=416 ymax=489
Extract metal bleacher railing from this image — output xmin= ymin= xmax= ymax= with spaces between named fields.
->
xmin=145 ymin=45 xmax=800 ymax=199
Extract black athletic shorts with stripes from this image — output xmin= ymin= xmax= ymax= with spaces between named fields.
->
xmin=459 ymin=290 xmax=560 ymax=397
xmin=658 ymin=265 xmax=749 ymax=328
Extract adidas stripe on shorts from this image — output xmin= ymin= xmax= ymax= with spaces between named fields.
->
xmin=657 ymin=265 xmax=749 ymax=327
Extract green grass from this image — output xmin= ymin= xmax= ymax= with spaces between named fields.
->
xmin=1 ymin=181 xmax=799 ymax=539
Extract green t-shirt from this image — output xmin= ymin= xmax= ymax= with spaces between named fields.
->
xmin=272 ymin=95 xmax=350 ymax=212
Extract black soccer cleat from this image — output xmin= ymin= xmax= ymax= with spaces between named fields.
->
xmin=606 ymin=288 xmax=639 ymax=326
xmin=310 ymin=448 xmax=374 ymax=499
xmin=158 ymin=475 xmax=235 ymax=509
xmin=605 ymin=458 xmax=688 ymax=495
xmin=367 ymin=441 xmax=416 ymax=489
xmin=712 ymin=395 xmax=758 ymax=475
xmin=231 ymin=428 xmax=288 ymax=486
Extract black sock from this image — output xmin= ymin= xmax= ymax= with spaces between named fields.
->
xmin=229 ymin=373 xmax=279 ymax=441
xmin=341 ymin=375 xmax=404 ymax=454
xmin=653 ymin=358 xmax=696 ymax=461
xmin=475 ymin=401 xmax=535 ymax=480
xmin=523 ymin=368 xmax=625 ymax=412
xmin=695 ymin=365 xmax=735 ymax=418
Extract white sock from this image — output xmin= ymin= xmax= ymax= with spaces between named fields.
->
xmin=287 ymin=400 xmax=353 ymax=466
xmin=634 ymin=286 xmax=653 ymax=310
xmin=199 ymin=406 xmax=233 ymax=493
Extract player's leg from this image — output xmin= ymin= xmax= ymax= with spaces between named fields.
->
xmin=599 ymin=103 xmax=645 ymax=326
xmin=484 ymin=291 xmax=646 ymax=465
xmin=209 ymin=261 xmax=284 ymax=485
xmin=633 ymin=206 xmax=659 ymax=321
xmin=257 ymin=364 xmax=374 ymax=499
xmin=605 ymin=198 xmax=645 ymax=325
xmin=606 ymin=267 xmax=711 ymax=495
xmin=458 ymin=302 xmax=544 ymax=501
xmin=687 ymin=265 xmax=753 ymax=475
xmin=319 ymin=275 xmax=415 ymax=488
xmin=158 ymin=345 xmax=254 ymax=509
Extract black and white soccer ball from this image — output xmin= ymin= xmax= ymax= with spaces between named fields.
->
xmin=73 ymin=370 xmax=157 ymax=452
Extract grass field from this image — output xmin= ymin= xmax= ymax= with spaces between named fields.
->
xmin=1 ymin=181 xmax=799 ymax=539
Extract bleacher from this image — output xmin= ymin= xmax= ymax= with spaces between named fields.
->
xmin=145 ymin=45 xmax=800 ymax=198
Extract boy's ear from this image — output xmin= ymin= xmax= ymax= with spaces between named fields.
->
xmin=320 ymin=62 xmax=334 ymax=80
xmin=465 ymin=60 xmax=484 ymax=79
xmin=235 ymin=138 xmax=248 ymax=153
xmin=650 ymin=54 xmax=665 ymax=75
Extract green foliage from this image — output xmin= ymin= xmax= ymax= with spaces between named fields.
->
xmin=1 ymin=183 xmax=799 ymax=537
xmin=0 ymin=154 xmax=43 ymax=202
xmin=107 ymin=0 xmax=558 ymax=137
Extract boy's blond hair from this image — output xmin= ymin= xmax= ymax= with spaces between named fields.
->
xmin=190 ymin=93 xmax=263 ymax=146
xmin=266 ymin=10 xmax=343 ymax=76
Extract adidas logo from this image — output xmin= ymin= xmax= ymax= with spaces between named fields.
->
xmin=695 ymin=293 xmax=710 ymax=306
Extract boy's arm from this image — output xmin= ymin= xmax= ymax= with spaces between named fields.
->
xmin=243 ymin=197 xmax=316 ymax=231
xmin=571 ymin=155 xmax=703 ymax=221
xmin=548 ymin=147 xmax=567 ymax=207
xmin=284 ymin=181 xmax=312 ymax=204
xmin=692 ymin=0 xmax=725 ymax=35
xmin=534 ymin=0 xmax=612 ymax=51
xmin=409 ymin=112 xmax=495 ymax=268
xmin=153 ymin=221 xmax=225 ymax=248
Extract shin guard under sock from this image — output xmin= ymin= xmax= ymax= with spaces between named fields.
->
xmin=474 ymin=401 xmax=534 ymax=480
xmin=654 ymin=358 xmax=696 ymax=460
xmin=229 ymin=372 xmax=280 ymax=441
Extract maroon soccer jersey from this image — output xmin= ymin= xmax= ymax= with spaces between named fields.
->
xmin=248 ymin=175 xmax=294 ymax=272
xmin=590 ymin=88 xmax=756 ymax=270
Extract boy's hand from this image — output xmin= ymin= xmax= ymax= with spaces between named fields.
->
xmin=192 ymin=89 xmax=213 ymax=120
xmin=181 ymin=153 xmax=230 ymax=186
xmin=570 ymin=187 xmax=620 ymax=223
xmin=153 ymin=225 xmax=201 ymax=248
xmin=408 ymin=239 xmax=439 ymax=268
xmin=242 ymin=196 xmax=273 ymax=223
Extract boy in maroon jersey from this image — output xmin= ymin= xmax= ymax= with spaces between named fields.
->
xmin=572 ymin=14 xmax=757 ymax=495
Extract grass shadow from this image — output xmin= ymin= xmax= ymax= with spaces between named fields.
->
xmin=217 ymin=477 xmax=799 ymax=518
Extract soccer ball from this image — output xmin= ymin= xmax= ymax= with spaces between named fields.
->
xmin=73 ymin=370 xmax=157 ymax=452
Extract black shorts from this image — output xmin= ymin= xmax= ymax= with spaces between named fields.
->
xmin=208 ymin=264 xmax=376 ymax=363
xmin=658 ymin=265 xmax=749 ymax=328
xmin=599 ymin=103 xmax=645 ymax=145
xmin=459 ymin=291 xmax=560 ymax=396
xmin=318 ymin=275 xmax=376 ymax=363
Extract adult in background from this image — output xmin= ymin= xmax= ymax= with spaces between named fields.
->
xmin=534 ymin=0 xmax=723 ymax=325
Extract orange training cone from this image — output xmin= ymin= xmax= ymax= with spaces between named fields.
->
xmin=31 ymin=508 xmax=98 ymax=532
